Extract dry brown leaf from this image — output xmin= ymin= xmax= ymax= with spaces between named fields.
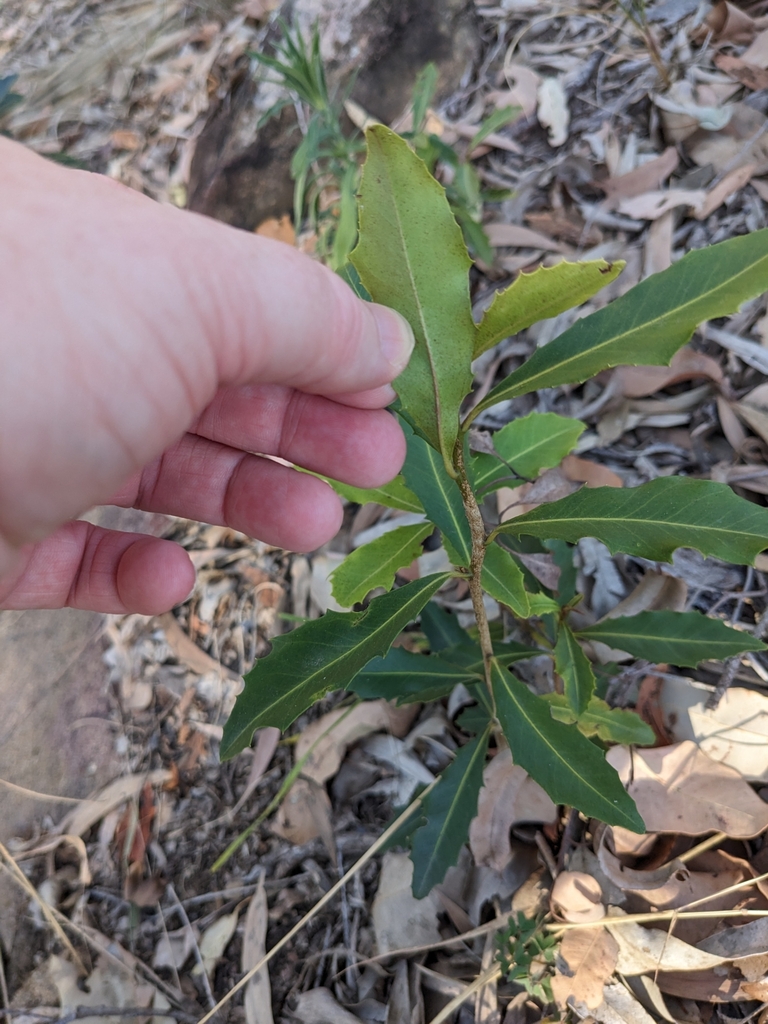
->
xmin=493 ymin=62 xmax=540 ymax=118
xmin=600 ymin=147 xmax=679 ymax=205
xmin=50 ymin=954 xmax=156 ymax=1024
xmin=590 ymin=982 xmax=659 ymax=1024
xmin=292 ymin=988 xmax=362 ymax=1024
xmin=615 ymin=346 xmax=723 ymax=398
xmin=551 ymin=871 xmax=605 ymax=924
xmin=694 ymin=163 xmax=756 ymax=220
xmin=608 ymin=916 xmax=728 ymax=975
xmin=617 ymin=189 xmax=706 ymax=220
xmin=241 ymin=877 xmax=273 ymax=1024
xmin=717 ymin=396 xmax=749 ymax=452
xmin=597 ymin=829 xmax=689 ymax=894
xmin=714 ymin=53 xmax=768 ymax=90
xmin=485 ymin=222 xmax=566 ymax=252
xmin=562 ymin=455 xmax=623 ymax=488
xmin=193 ymin=909 xmax=239 ymax=979
xmin=605 ymin=571 xmax=687 ymax=619
xmin=271 ymin=776 xmax=334 ymax=853
xmin=552 ymin=927 xmax=619 ymax=1010
xmin=230 ymin=727 xmax=280 ymax=817
xmin=751 ymin=176 xmax=768 ymax=203
xmin=157 ymin=612 xmax=240 ymax=680
xmin=712 ymin=461 xmax=768 ymax=494
xmin=654 ymin=968 xmax=768 ymax=1001
xmin=110 ymin=129 xmax=142 ymax=150
xmin=469 ymin=749 xmax=557 ymax=871
xmin=514 ymin=552 xmax=561 ymax=590
xmin=704 ymin=0 xmax=760 ymax=44
xmin=607 ymin=741 xmax=768 ymax=837
xmin=734 ymin=381 xmax=768 ymax=444
xmin=372 ymin=852 xmax=441 ymax=953
xmin=636 ymin=674 xmax=675 ymax=746
xmin=688 ymin=103 xmax=768 ymax=175
xmin=643 ymin=210 xmax=673 ymax=278
xmin=254 ymin=214 xmax=295 ymax=245
xmin=526 ymin=209 xmax=601 ymax=247
xmin=660 ymin=677 xmax=768 ymax=781
xmin=58 ymin=770 xmax=173 ymax=839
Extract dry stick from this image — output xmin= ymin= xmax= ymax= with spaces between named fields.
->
xmin=676 ymin=831 xmax=728 ymax=864
xmin=195 ymin=782 xmax=436 ymax=1024
xmin=454 ymin=439 xmax=494 ymax=692
xmin=0 ymin=846 xmax=85 ymax=974
xmin=427 ymin=965 xmax=502 ymax=1024
xmin=167 ymin=883 xmax=215 ymax=1011
xmin=547 ymin=908 xmax=768 ymax=933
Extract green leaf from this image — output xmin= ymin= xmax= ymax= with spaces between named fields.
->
xmin=473 ymin=260 xmax=624 ymax=359
xmin=221 ymin=573 xmax=452 ymax=758
xmin=325 ymin=474 xmax=424 ymax=514
xmin=525 ymin=592 xmax=561 ymax=617
xmin=495 ymin=477 xmax=768 ymax=566
xmin=330 ymin=522 xmax=433 ymax=607
xmin=554 ymin=623 xmax=595 ymax=715
xmin=546 ymin=694 xmax=655 ymax=746
xmin=350 ymin=126 xmax=476 ymax=475
xmin=481 ymin=542 xmax=530 ymax=616
xmin=473 ymin=229 xmax=768 ymax=414
xmin=456 ymin=703 xmax=491 ymax=734
xmin=402 ymin=428 xmax=472 ymax=564
xmin=349 ymin=645 xmax=481 ymax=704
xmin=471 ymin=413 xmax=585 ymax=494
xmin=440 ymin=638 xmax=541 ymax=672
xmin=468 ymin=105 xmax=520 ymax=151
xmin=411 ymin=729 xmax=490 ymax=897
xmin=576 ymin=610 xmax=766 ymax=666
xmin=421 ymin=602 xmax=469 ymax=651
xmin=411 ymin=63 xmax=439 ymax=135
xmin=490 ymin=659 xmax=644 ymax=831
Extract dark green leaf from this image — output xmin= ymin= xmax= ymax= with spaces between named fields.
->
xmin=546 ymin=694 xmax=655 ymax=746
xmin=496 ymin=413 xmax=585 ymax=479
xmin=330 ymin=522 xmax=433 ymax=606
xmin=421 ymin=602 xmax=469 ymax=651
xmin=439 ymin=638 xmax=541 ymax=672
xmin=481 ymin=542 xmax=530 ymax=616
xmin=576 ymin=609 xmax=766 ymax=666
xmin=350 ymin=125 xmax=476 ymax=474
xmin=349 ymin=645 xmax=481 ymax=704
xmin=468 ymin=106 xmax=520 ymax=151
xmin=495 ymin=477 xmax=768 ymax=566
xmin=221 ymin=573 xmax=452 ymax=758
xmin=473 ymin=260 xmax=624 ymax=359
xmin=554 ymin=623 xmax=595 ymax=715
xmin=491 ymin=660 xmax=644 ymax=831
xmin=411 ymin=63 xmax=439 ymax=135
xmin=411 ymin=729 xmax=490 ymax=897
xmin=325 ymin=474 xmax=424 ymax=514
xmin=456 ymin=703 xmax=491 ymax=734
xmin=473 ymin=229 xmax=768 ymax=414
xmin=402 ymin=428 xmax=471 ymax=563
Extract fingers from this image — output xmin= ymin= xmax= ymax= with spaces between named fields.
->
xmin=191 ymin=385 xmax=405 ymax=488
xmin=110 ymin=434 xmax=345 ymax=552
xmin=0 ymin=524 xmax=195 ymax=614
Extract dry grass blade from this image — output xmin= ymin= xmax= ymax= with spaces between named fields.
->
xmin=0 ymin=842 xmax=85 ymax=973
xmin=0 ymin=778 xmax=83 ymax=804
xmin=426 ymin=964 xmax=502 ymax=1024
xmin=548 ymin=909 xmax=768 ymax=933
xmin=196 ymin=782 xmax=436 ymax=1024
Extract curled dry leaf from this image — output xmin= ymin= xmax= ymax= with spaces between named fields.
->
xmin=654 ymin=969 xmax=768 ymax=1002
xmin=50 ymin=954 xmax=156 ymax=1024
xmin=484 ymin=222 xmax=566 ymax=252
xmin=607 ymin=741 xmax=768 ymax=837
xmin=242 ymin=877 xmax=273 ymax=1024
xmin=492 ymin=62 xmax=540 ymax=118
xmin=597 ymin=828 xmax=689 ymax=894
xmin=562 ymin=455 xmax=623 ymax=489
xmin=614 ymin=346 xmax=723 ymax=399
xmin=694 ymin=163 xmax=757 ymax=221
xmin=469 ymin=748 xmax=557 ymax=872
xmin=734 ymin=381 xmax=768 ymax=445
xmin=551 ymin=927 xmax=619 ymax=1011
xmin=617 ymin=189 xmax=706 ymax=221
xmin=607 ymin=915 xmax=728 ymax=975
xmin=551 ymin=871 xmax=605 ymax=923
xmin=58 ymin=770 xmax=173 ymax=839
xmin=272 ymin=777 xmax=334 ymax=852
xmin=193 ymin=910 xmax=239 ymax=979
xmin=660 ymin=677 xmax=768 ymax=781
xmin=592 ymin=982 xmax=658 ymax=1024
xmin=600 ymin=147 xmax=679 ymax=206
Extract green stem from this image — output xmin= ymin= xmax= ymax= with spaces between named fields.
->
xmin=453 ymin=439 xmax=494 ymax=696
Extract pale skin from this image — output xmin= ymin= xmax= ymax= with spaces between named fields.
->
xmin=0 ymin=137 xmax=414 ymax=614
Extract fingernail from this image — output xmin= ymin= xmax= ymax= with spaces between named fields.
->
xmin=371 ymin=305 xmax=415 ymax=374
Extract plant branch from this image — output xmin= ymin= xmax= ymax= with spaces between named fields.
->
xmin=454 ymin=440 xmax=494 ymax=690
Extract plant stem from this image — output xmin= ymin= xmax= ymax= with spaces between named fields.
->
xmin=453 ymin=440 xmax=494 ymax=691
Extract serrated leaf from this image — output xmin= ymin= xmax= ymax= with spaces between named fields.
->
xmin=576 ymin=609 xmax=766 ymax=666
xmin=411 ymin=729 xmax=490 ymax=897
xmin=402 ymin=427 xmax=471 ymax=564
xmin=326 ymin=474 xmax=424 ymax=514
xmin=473 ymin=259 xmax=624 ymax=358
xmin=546 ymin=694 xmax=655 ymax=746
xmin=473 ymin=229 xmax=768 ymax=415
xmin=350 ymin=125 xmax=476 ymax=474
xmin=471 ymin=413 xmax=585 ymax=495
xmin=495 ymin=477 xmax=768 ymax=566
xmin=221 ymin=573 xmax=451 ymax=758
xmin=526 ymin=592 xmax=561 ymax=617
xmin=481 ymin=542 xmax=530 ymax=616
xmin=439 ymin=638 xmax=541 ymax=672
xmin=349 ymin=646 xmax=481 ymax=704
xmin=330 ymin=522 xmax=432 ymax=607
xmin=554 ymin=623 xmax=595 ymax=715
xmin=490 ymin=660 xmax=644 ymax=831
xmin=421 ymin=602 xmax=469 ymax=651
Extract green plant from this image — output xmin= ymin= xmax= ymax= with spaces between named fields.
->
xmin=0 ymin=75 xmax=23 ymax=128
xmin=222 ymin=125 xmax=768 ymax=896
xmin=250 ymin=24 xmax=515 ymax=268
xmin=497 ymin=913 xmax=559 ymax=1003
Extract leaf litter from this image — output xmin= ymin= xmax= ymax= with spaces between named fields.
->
xmin=8 ymin=0 xmax=768 ymax=1021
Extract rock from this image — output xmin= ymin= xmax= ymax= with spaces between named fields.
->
xmin=188 ymin=0 xmax=480 ymax=229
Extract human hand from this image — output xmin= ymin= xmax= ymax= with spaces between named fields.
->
xmin=0 ymin=138 xmax=413 ymax=615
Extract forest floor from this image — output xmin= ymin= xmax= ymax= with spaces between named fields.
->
xmin=5 ymin=0 xmax=768 ymax=1021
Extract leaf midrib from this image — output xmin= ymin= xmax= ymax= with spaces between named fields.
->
xmin=489 ymin=251 xmax=768 ymax=400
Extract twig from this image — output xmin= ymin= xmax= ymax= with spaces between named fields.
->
xmin=427 ymin=965 xmax=502 ymax=1024
xmin=677 ymin=831 xmax=727 ymax=864
xmin=195 ymin=782 xmax=436 ymax=1024
xmin=0 ymin=845 xmax=86 ymax=974
xmin=547 ymin=908 xmax=768 ymax=933
xmin=167 ymin=884 xmax=215 ymax=1012
xmin=350 ymin=913 xmax=513 ymax=969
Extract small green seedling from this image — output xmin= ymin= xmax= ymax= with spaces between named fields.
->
xmin=222 ymin=125 xmax=768 ymax=896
